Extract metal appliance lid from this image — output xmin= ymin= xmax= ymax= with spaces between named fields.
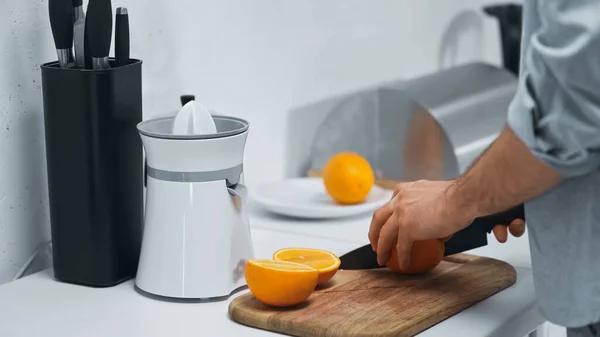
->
xmin=309 ymin=87 xmax=459 ymax=182
xmin=137 ymin=115 xmax=249 ymax=140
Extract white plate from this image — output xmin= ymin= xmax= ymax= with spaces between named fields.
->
xmin=250 ymin=177 xmax=392 ymax=219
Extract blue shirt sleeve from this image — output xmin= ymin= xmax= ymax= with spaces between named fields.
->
xmin=507 ymin=1 xmax=600 ymax=178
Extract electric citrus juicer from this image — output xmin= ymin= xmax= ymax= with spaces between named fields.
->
xmin=134 ymin=101 xmax=254 ymax=299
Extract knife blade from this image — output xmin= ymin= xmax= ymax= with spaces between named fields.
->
xmin=73 ymin=0 xmax=84 ymax=20
xmin=86 ymin=0 xmax=112 ymax=70
xmin=339 ymin=204 xmax=525 ymax=270
xmin=72 ymin=0 xmax=86 ymax=68
xmin=49 ymin=0 xmax=75 ymax=68
xmin=114 ymin=7 xmax=130 ymax=67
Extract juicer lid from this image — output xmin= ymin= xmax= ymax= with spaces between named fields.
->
xmin=137 ymin=115 xmax=249 ymax=140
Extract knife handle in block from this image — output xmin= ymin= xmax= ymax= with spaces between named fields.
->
xmin=49 ymin=0 xmax=74 ymax=50
xmin=86 ymin=0 xmax=113 ymax=69
xmin=115 ymin=7 xmax=130 ymax=67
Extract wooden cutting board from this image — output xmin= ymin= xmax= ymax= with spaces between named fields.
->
xmin=228 ymin=253 xmax=516 ymax=337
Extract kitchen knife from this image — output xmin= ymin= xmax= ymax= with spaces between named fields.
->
xmin=115 ymin=7 xmax=130 ymax=67
xmin=48 ymin=0 xmax=75 ymax=68
xmin=72 ymin=0 xmax=86 ymax=68
xmin=339 ymin=204 xmax=525 ymax=270
xmin=86 ymin=0 xmax=112 ymax=70
xmin=83 ymin=14 xmax=91 ymax=69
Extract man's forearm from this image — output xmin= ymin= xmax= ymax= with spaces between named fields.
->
xmin=450 ymin=125 xmax=562 ymax=218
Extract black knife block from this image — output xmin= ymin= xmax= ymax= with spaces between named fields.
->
xmin=40 ymin=59 xmax=143 ymax=287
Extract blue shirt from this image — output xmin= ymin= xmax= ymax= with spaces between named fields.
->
xmin=507 ymin=0 xmax=600 ymax=328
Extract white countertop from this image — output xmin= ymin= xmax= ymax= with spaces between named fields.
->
xmin=0 ymin=216 xmax=545 ymax=337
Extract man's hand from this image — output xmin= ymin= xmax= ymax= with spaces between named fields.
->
xmin=369 ymin=126 xmax=561 ymax=269
xmin=368 ymin=181 xmax=527 ymax=269
xmin=368 ymin=180 xmax=475 ymax=268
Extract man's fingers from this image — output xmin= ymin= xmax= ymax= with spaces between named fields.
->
xmin=376 ymin=216 xmax=399 ymax=266
xmin=395 ymin=231 xmax=413 ymax=271
xmin=493 ymin=218 xmax=526 ymax=243
xmin=493 ymin=225 xmax=508 ymax=243
xmin=369 ymin=203 xmax=393 ymax=251
xmin=508 ymin=219 xmax=526 ymax=237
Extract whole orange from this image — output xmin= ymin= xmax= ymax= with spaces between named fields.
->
xmin=322 ymin=152 xmax=375 ymax=205
xmin=386 ymin=239 xmax=445 ymax=274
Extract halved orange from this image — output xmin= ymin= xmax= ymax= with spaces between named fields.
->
xmin=244 ymin=259 xmax=318 ymax=307
xmin=272 ymin=248 xmax=341 ymax=285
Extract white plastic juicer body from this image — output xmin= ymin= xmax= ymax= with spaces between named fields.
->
xmin=135 ymin=116 xmax=254 ymax=299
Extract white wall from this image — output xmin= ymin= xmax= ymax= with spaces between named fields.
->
xmin=1 ymin=0 xmax=509 ymax=282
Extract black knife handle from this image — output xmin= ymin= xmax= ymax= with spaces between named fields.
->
xmin=49 ymin=0 xmax=74 ymax=49
xmin=115 ymin=8 xmax=130 ymax=67
xmin=72 ymin=0 xmax=83 ymax=6
xmin=473 ymin=204 xmax=525 ymax=233
xmin=86 ymin=0 xmax=113 ymax=58
xmin=84 ymin=20 xmax=92 ymax=69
